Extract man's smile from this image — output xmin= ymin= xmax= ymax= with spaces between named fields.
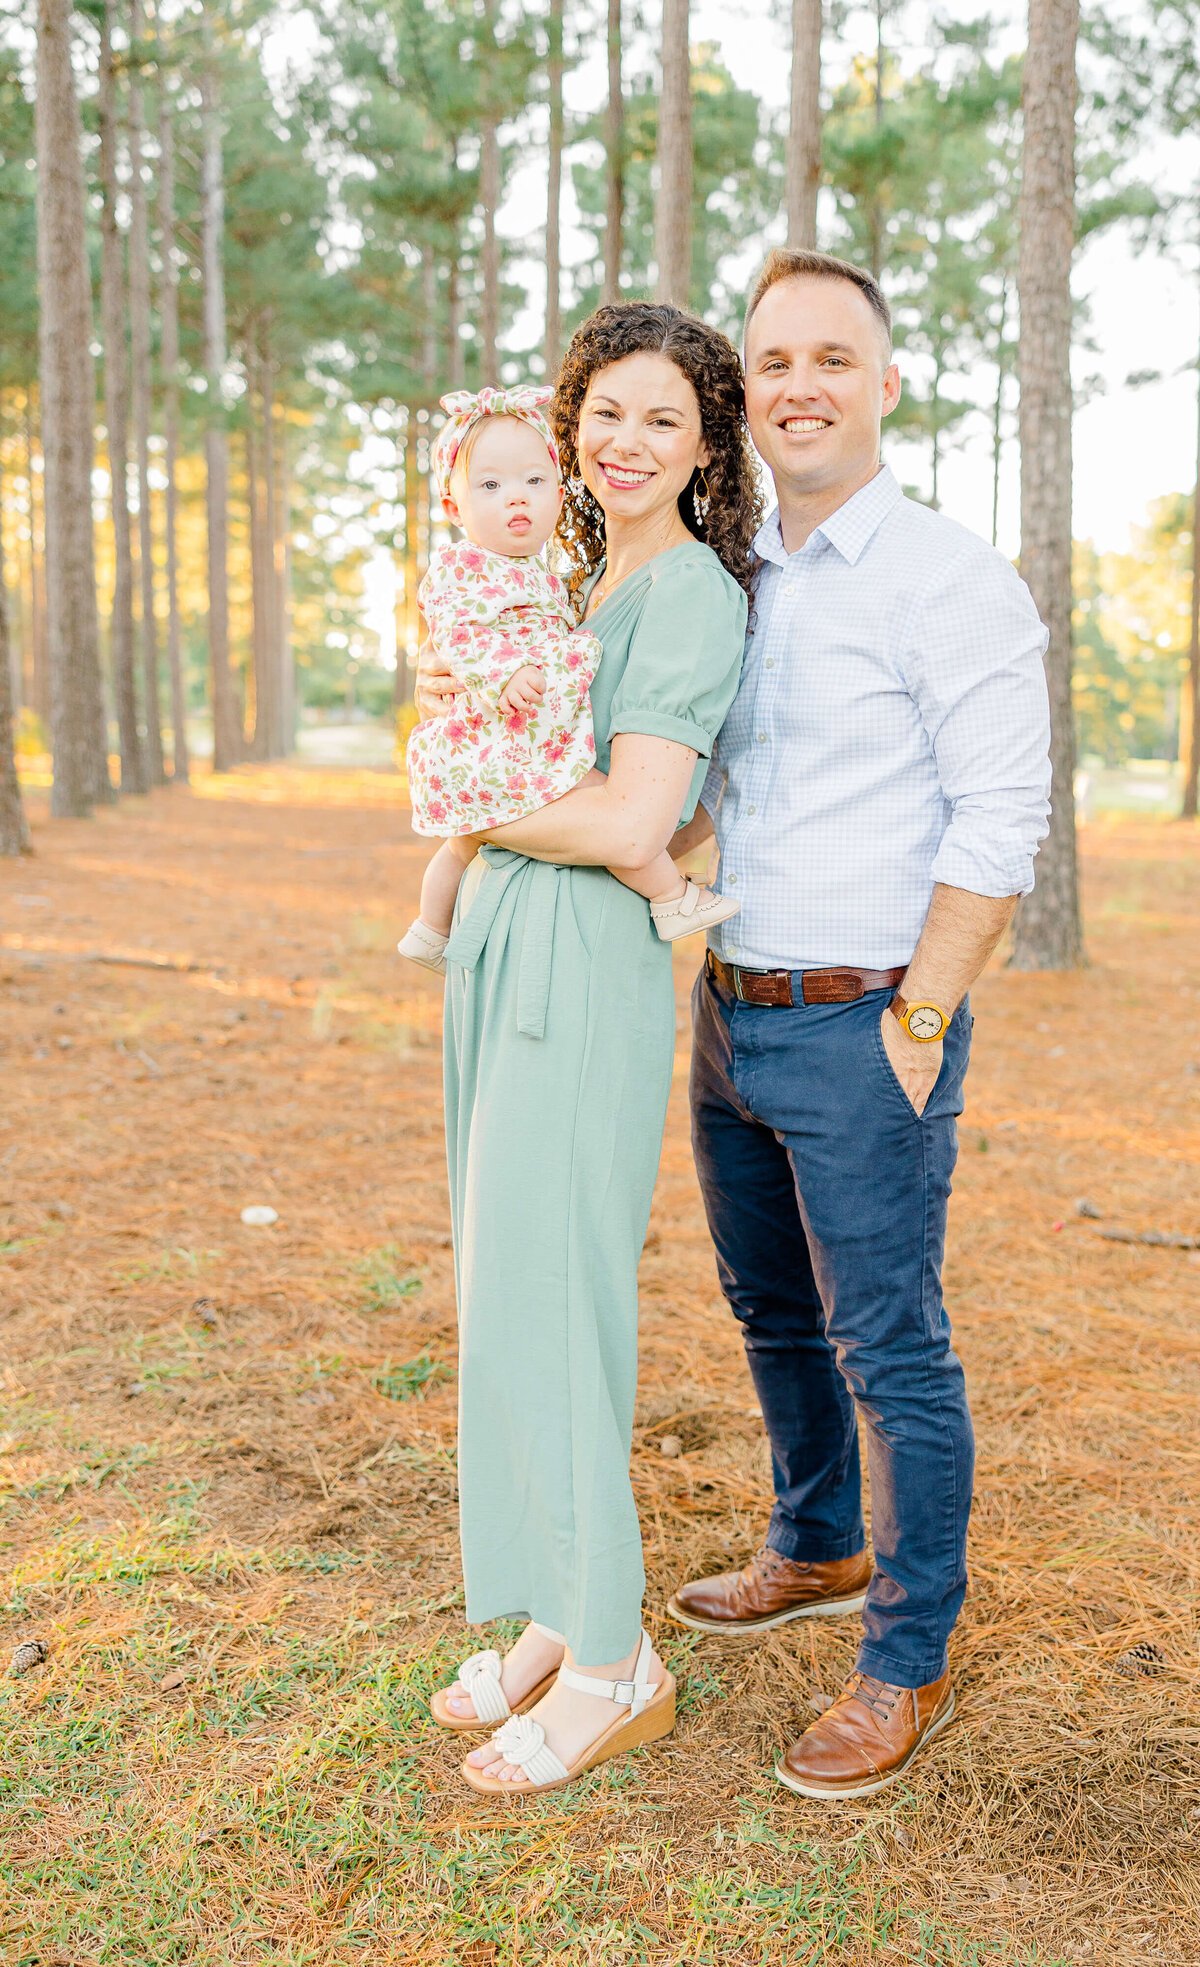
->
xmin=779 ymin=416 xmax=832 ymax=434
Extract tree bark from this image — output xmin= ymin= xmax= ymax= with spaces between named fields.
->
xmin=603 ymin=0 xmax=624 ymax=303
xmin=98 ymin=1 xmax=144 ymax=795
xmin=1010 ymin=0 xmax=1083 ymax=969
xmin=201 ymin=31 xmax=237 ymax=773
xmin=244 ymin=355 xmax=265 ymax=760
xmin=24 ymin=393 xmax=48 ymax=724
xmin=158 ymin=88 xmax=188 ymax=783
xmin=421 ymin=246 xmax=438 ymax=395
xmin=127 ymin=0 xmax=165 ymax=785
xmin=654 ymin=0 xmax=691 ymax=305
xmin=544 ymin=0 xmax=563 ymax=374
xmin=261 ymin=341 xmax=282 ymax=759
xmin=868 ymin=0 xmax=886 ymax=280
xmin=786 ymin=0 xmax=822 ymax=250
xmin=447 ymin=255 xmax=464 ymax=388
xmin=35 ymin=0 xmax=113 ymax=817
xmin=275 ymin=411 xmax=294 ymax=754
xmin=479 ymin=142 xmax=500 ymax=375
xmin=0 ymin=507 xmax=30 ymax=855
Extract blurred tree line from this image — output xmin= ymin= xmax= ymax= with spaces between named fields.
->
xmin=0 ymin=0 xmax=1196 ymax=876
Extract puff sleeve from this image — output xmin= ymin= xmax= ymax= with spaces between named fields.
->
xmin=606 ymin=548 xmax=748 ymax=760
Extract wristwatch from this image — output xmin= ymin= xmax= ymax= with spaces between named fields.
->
xmin=889 ymin=993 xmax=949 ymax=1043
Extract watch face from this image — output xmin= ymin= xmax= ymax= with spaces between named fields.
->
xmin=907 ymin=1005 xmax=945 ymax=1041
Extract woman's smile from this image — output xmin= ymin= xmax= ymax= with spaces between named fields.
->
xmin=596 ymin=461 xmax=656 ymax=490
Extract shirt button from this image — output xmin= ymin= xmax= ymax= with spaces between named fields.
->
xmin=765 ymin=658 xmax=774 ymax=669
xmin=727 ymin=873 xmax=738 ymax=884
xmin=757 ymin=732 xmax=766 ymax=743
xmin=747 ymin=804 xmax=757 ymax=816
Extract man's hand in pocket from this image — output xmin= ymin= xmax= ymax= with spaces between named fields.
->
xmin=880 ymin=1007 xmax=942 ymax=1116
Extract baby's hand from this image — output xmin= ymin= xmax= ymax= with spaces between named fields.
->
xmin=498 ymin=665 xmax=546 ymax=716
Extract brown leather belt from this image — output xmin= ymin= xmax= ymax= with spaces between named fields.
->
xmin=706 ymin=950 xmax=906 ymax=1008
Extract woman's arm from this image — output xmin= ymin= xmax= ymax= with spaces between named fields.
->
xmin=477 ymin=732 xmax=699 ymax=870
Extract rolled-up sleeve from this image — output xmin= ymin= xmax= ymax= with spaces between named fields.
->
xmin=910 ymin=550 xmax=1052 ymax=898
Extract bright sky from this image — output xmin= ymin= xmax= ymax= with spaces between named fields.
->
xmin=342 ymin=0 xmax=1200 ymax=657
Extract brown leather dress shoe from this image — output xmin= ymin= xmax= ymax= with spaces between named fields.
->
xmin=775 ymin=1668 xmax=955 ymax=1799
xmin=667 ymin=1545 xmax=872 ymax=1633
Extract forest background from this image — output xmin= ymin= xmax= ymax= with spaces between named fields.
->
xmin=1 ymin=0 xmax=1199 ymax=852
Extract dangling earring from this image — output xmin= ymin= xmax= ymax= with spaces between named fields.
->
xmin=693 ymin=468 xmax=711 ymax=528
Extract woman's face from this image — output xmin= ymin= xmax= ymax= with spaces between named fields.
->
xmin=576 ymin=351 xmax=709 ymax=528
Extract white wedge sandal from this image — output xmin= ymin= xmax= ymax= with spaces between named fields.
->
xmin=460 ymin=1630 xmax=676 ymax=1795
xmin=430 ymin=1645 xmax=560 ymax=1734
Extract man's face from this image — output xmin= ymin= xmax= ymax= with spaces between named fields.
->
xmin=743 ymin=275 xmax=901 ymax=501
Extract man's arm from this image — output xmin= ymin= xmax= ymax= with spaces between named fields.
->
xmin=880 ymin=882 xmax=1017 ymax=1114
xmin=669 ymin=804 xmax=715 ymax=859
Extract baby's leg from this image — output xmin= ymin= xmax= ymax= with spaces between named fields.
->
xmin=418 ymin=837 xmax=475 ymax=935
xmin=608 ymin=850 xmax=685 ymax=906
xmin=398 ymin=837 xmax=476 ymax=976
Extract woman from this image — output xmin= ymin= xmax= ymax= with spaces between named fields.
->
xmin=425 ymin=303 xmax=761 ymax=1795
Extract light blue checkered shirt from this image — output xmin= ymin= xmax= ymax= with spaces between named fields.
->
xmin=702 ymin=466 xmax=1052 ymax=973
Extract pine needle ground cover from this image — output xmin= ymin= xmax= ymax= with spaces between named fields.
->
xmin=1 ymin=768 xmax=1196 ymax=1966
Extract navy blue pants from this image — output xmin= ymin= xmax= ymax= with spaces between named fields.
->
xmin=689 ymin=963 xmax=975 ymax=1688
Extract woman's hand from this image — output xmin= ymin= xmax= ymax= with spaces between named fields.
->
xmin=415 ymin=639 xmax=460 ymax=721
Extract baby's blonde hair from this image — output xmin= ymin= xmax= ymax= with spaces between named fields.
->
xmin=448 ymin=413 xmax=559 ymax=499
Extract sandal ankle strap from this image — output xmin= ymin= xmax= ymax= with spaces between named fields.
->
xmin=557 ymin=1630 xmax=654 ymax=1717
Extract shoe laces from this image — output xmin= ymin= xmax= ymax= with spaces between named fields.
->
xmin=845 ymin=1672 xmax=898 ymax=1721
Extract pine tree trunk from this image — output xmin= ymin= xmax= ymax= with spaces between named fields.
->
xmin=480 ymin=135 xmax=500 ymax=374
xmin=421 ymin=247 xmax=438 ymax=395
xmin=261 ymin=343 xmax=282 ymax=760
xmin=544 ymin=0 xmax=563 ymax=374
xmin=276 ymin=413 xmax=294 ymax=754
xmin=24 ymin=394 xmax=48 ymax=724
xmin=1181 ymin=326 xmax=1199 ymax=820
xmin=98 ymin=1 xmax=144 ymax=795
xmin=447 ymin=257 xmax=464 ymax=388
xmin=35 ymin=0 xmax=113 ymax=818
xmin=158 ymin=89 xmax=188 ymax=784
xmin=603 ymin=0 xmax=624 ymax=303
xmin=786 ymin=0 xmax=822 ymax=250
xmin=654 ymin=0 xmax=691 ymax=305
xmin=0 ymin=451 xmax=21 ymax=725
xmin=201 ymin=34 xmax=237 ymax=773
xmin=1010 ymin=0 xmax=1083 ymax=969
xmin=127 ymin=0 xmax=165 ymax=785
xmin=868 ymin=0 xmax=885 ymax=280
xmin=244 ymin=351 xmax=267 ymax=760
xmin=0 ymin=513 xmax=30 ymax=856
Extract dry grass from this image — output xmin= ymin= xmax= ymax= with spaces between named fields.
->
xmin=1 ymin=763 xmax=1197 ymax=1965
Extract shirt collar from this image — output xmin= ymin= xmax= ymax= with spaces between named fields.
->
xmin=753 ymin=463 xmax=904 ymax=569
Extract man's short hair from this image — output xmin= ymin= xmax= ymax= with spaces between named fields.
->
xmin=744 ymin=249 xmax=893 ymax=357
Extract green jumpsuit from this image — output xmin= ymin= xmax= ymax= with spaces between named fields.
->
xmin=443 ymin=541 xmax=748 ymax=1665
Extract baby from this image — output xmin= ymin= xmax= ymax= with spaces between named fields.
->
xmin=397 ymin=386 xmax=739 ymax=975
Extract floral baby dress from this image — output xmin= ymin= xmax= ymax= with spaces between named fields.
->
xmin=407 ymin=543 xmax=601 ymax=838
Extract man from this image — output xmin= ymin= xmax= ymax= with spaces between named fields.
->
xmin=666 ymin=249 xmax=1051 ymax=1800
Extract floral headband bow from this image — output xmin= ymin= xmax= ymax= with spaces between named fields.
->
xmin=431 ymin=385 xmax=559 ymax=501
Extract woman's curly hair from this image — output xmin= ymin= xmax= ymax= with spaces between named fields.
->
xmin=550 ymin=302 xmax=763 ymax=610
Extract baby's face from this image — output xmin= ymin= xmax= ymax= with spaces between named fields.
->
xmin=445 ymin=416 xmax=563 ymax=558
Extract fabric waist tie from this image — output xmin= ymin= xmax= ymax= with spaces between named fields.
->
xmin=444 ymin=846 xmax=562 ymax=1042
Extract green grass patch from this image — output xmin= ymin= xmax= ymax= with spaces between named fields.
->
xmin=370 ymin=1354 xmax=451 ymax=1401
